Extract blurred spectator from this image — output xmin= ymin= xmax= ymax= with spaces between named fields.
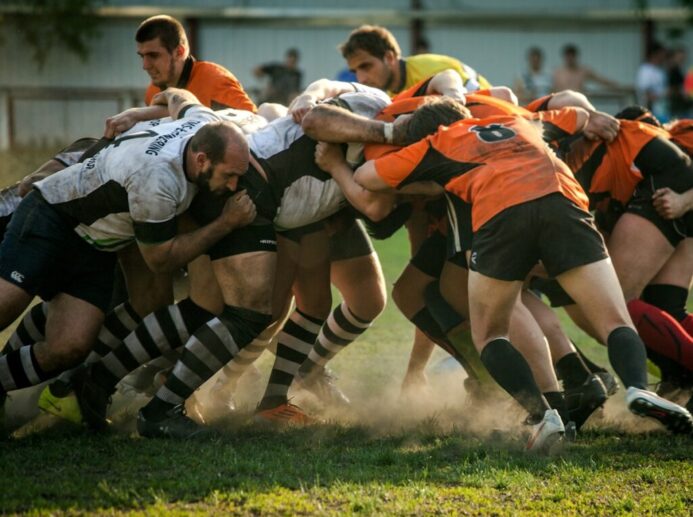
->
xmin=254 ymin=48 xmax=303 ymax=105
xmin=636 ymin=41 xmax=669 ymax=120
xmin=413 ymin=36 xmax=431 ymax=55
xmin=668 ymin=46 xmax=690 ymax=118
xmin=514 ymin=47 xmax=552 ymax=104
xmin=553 ymin=43 xmax=621 ymax=92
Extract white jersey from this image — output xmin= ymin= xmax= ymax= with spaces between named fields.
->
xmin=248 ymin=84 xmax=390 ymax=230
xmin=35 ymin=106 xmax=222 ymax=251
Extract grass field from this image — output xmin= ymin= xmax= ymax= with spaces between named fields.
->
xmin=0 ymin=148 xmax=692 ymax=516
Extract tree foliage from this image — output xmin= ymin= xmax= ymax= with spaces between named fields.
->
xmin=1 ymin=0 xmax=104 ymax=68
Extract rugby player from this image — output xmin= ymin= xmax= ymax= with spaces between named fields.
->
xmin=351 ymin=98 xmax=692 ymax=444
xmin=70 ymin=84 xmax=394 ymax=436
xmin=0 ymin=93 xmax=256 ymax=413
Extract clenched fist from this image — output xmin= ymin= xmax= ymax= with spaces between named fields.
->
xmin=220 ymin=190 xmax=257 ymax=231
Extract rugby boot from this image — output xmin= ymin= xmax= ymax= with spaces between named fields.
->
xmin=595 ymin=370 xmax=619 ymax=396
xmin=626 ymin=387 xmax=693 ymax=434
xmin=38 ymin=384 xmax=83 ymax=425
xmin=565 ymin=373 xmax=608 ymax=430
xmin=137 ymin=404 xmax=208 ymax=439
xmin=72 ymin=365 xmax=115 ymax=431
xmin=294 ymin=366 xmax=350 ymax=408
xmin=525 ymin=409 xmax=565 ymax=454
xmin=254 ymin=402 xmax=315 ymax=426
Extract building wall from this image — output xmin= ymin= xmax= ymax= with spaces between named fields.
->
xmin=0 ymin=5 xmax=689 ymax=147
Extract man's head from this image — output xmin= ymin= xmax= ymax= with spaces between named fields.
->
xmin=136 ymin=15 xmax=189 ymax=89
xmin=188 ymin=122 xmax=249 ymax=194
xmin=614 ymin=105 xmax=662 ymax=127
xmin=562 ymin=44 xmax=579 ymax=68
xmin=339 ymin=25 xmax=401 ymax=90
xmin=527 ymin=47 xmax=544 ymax=72
xmin=285 ymin=48 xmax=300 ymax=68
xmin=402 ymin=97 xmax=471 ymax=144
xmin=647 ymin=41 xmax=667 ymax=65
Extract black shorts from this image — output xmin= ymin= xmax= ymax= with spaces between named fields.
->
xmin=277 ymin=221 xmax=324 ymax=244
xmin=528 ymin=276 xmax=576 ymax=307
xmin=410 ymin=230 xmax=447 ymax=278
xmin=329 ymin=219 xmax=374 ymax=261
xmin=444 ymin=194 xmax=472 ymax=258
xmin=208 ymin=223 xmax=277 ymax=261
xmin=626 ymin=178 xmax=693 ymax=247
xmin=470 ymin=193 xmax=609 ymax=281
xmin=0 ymin=191 xmax=116 ymax=311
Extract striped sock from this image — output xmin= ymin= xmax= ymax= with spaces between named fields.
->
xmin=258 ymin=309 xmax=324 ymax=410
xmin=298 ymin=302 xmax=372 ymax=379
xmin=0 ymin=345 xmax=54 ymax=391
xmin=3 ymin=302 xmax=47 ymax=354
xmin=91 ymin=299 xmax=214 ymax=391
xmin=142 ymin=306 xmax=271 ymax=419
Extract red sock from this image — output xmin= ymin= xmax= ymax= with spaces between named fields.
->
xmin=681 ymin=314 xmax=693 ymax=336
xmin=628 ymin=299 xmax=693 ymax=372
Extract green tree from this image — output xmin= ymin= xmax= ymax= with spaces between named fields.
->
xmin=1 ymin=0 xmax=104 ymax=67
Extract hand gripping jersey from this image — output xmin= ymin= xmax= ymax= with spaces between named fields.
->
xmin=34 ymin=106 xmax=223 ymax=251
xmin=145 ymin=56 xmax=257 ymax=113
xmin=373 ymin=109 xmax=589 ymax=232
xmin=562 ymin=119 xmax=670 ymax=209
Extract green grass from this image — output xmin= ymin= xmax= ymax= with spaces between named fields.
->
xmin=1 ymin=149 xmax=692 ymax=515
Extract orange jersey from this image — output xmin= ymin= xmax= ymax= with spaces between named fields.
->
xmin=365 ymin=91 xmax=530 ymax=161
xmin=668 ymin=119 xmax=693 ymax=157
xmin=374 ymin=109 xmax=589 ymax=231
xmin=145 ymin=57 xmax=256 ymax=112
xmin=563 ymin=119 xmax=669 ymax=207
xmin=524 ymin=94 xmax=553 ymax=113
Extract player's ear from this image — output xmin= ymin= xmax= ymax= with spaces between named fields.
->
xmin=174 ymin=44 xmax=186 ymax=59
xmin=383 ymin=50 xmax=397 ymax=67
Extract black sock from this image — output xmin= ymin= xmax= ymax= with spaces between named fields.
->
xmin=642 ymin=284 xmax=689 ymax=322
xmin=411 ymin=308 xmax=446 ymax=341
xmin=543 ymin=391 xmax=568 ymax=423
xmin=556 ymin=352 xmax=591 ymax=389
xmin=480 ymin=338 xmax=549 ymax=420
xmin=572 ymin=341 xmax=607 ymax=374
xmin=607 ymin=327 xmax=648 ymax=389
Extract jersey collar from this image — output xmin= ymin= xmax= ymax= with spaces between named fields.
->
xmin=176 ymin=56 xmax=196 ymax=89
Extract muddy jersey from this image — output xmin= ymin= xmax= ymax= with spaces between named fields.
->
xmin=34 ymin=106 xmax=222 ymax=251
xmin=247 ymin=85 xmax=390 ymax=230
xmin=374 ymin=109 xmax=588 ymax=231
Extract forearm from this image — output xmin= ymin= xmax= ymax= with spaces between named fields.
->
xmin=300 ymin=79 xmax=356 ymax=101
xmin=330 ymin=161 xmax=395 ymax=220
xmin=142 ymin=218 xmax=237 ymax=273
xmin=546 ymin=90 xmax=596 ymax=111
xmin=302 ymin=105 xmax=388 ymax=143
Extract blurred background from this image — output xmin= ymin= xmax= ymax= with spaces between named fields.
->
xmin=0 ymin=0 xmax=691 ymax=149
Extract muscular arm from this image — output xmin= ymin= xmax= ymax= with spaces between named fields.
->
xmin=653 ymin=187 xmax=693 ymax=219
xmin=426 ymin=70 xmax=466 ymax=101
xmin=315 ymin=143 xmax=395 ymax=221
xmin=302 ymin=104 xmax=390 ymax=144
xmin=288 ymin=79 xmax=358 ymax=122
xmin=137 ymin=190 xmax=256 ymax=274
xmin=546 ymin=90 xmax=619 ymax=142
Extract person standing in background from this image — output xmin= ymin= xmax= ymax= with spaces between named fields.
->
xmin=254 ymin=48 xmax=303 ymax=105
xmin=636 ymin=41 xmax=669 ymax=121
xmin=553 ymin=44 xmax=622 ymax=93
xmin=514 ymin=47 xmax=552 ymax=105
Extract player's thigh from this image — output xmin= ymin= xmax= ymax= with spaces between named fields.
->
xmin=648 ymin=238 xmax=693 ymax=288
xmin=393 ymin=263 xmax=436 ymax=318
xmin=331 ymin=253 xmax=386 ymax=320
xmin=607 ymin=213 xmax=674 ymax=300
xmin=439 ymin=256 xmax=470 ymax=318
xmin=187 ymin=254 xmax=225 ymax=315
xmin=117 ymin=243 xmax=174 ymax=316
xmin=556 ymin=258 xmax=632 ymax=344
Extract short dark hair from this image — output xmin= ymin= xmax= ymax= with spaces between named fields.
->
xmin=286 ymin=48 xmax=300 ymax=59
xmin=405 ymin=97 xmax=470 ymax=144
xmin=339 ymin=25 xmax=401 ymax=60
xmin=528 ymin=47 xmax=543 ymax=59
xmin=189 ymin=122 xmax=236 ymax=165
xmin=562 ymin=44 xmax=578 ymax=57
xmin=614 ymin=105 xmax=661 ymax=127
xmin=136 ymin=15 xmax=188 ymax=53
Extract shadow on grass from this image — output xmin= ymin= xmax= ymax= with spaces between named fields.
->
xmin=1 ymin=419 xmax=691 ymax=513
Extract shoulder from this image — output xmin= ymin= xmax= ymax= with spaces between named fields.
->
xmin=193 ymin=60 xmax=238 ymax=79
